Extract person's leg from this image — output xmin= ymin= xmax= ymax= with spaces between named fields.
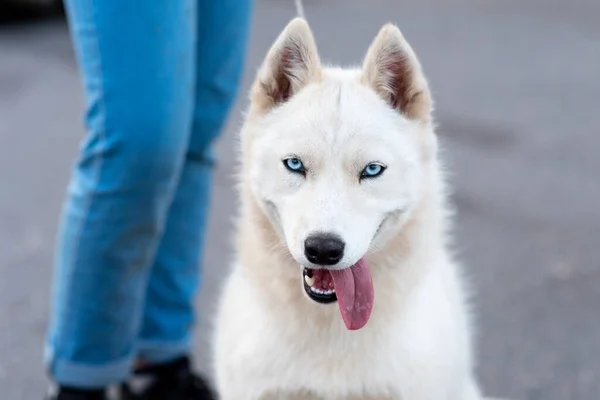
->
xmin=46 ymin=0 xmax=196 ymax=390
xmin=135 ymin=0 xmax=253 ymax=364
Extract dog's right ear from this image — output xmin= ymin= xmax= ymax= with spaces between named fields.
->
xmin=250 ymin=18 xmax=321 ymax=113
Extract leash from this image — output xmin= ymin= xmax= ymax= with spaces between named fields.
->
xmin=294 ymin=0 xmax=305 ymax=19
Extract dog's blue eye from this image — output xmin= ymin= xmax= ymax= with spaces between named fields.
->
xmin=361 ymin=163 xmax=385 ymax=179
xmin=284 ymin=157 xmax=305 ymax=173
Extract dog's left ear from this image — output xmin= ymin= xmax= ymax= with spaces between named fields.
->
xmin=251 ymin=18 xmax=321 ymax=113
xmin=362 ymin=24 xmax=432 ymax=123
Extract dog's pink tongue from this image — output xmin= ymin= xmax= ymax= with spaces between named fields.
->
xmin=330 ymin=258 xmax=374 ymax=331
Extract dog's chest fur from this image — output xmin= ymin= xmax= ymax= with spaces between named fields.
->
xmin=214 ymin=257 xmax=474 ymax=400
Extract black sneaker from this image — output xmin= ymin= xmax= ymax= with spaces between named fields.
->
xmin=120 ymin=356 xmax=216 ymax=400
xmin=45 ymin=387 xmax=107 ymax=400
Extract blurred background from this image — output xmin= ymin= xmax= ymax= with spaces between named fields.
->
xmin=0 ymin=0 xmax=599 ymax=399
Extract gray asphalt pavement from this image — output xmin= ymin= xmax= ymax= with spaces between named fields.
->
xmin=1 ymin=1 xmax=599 ymax=399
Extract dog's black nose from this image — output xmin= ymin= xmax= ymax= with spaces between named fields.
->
xmin=304 ymin=233 xmax=345 ymax=265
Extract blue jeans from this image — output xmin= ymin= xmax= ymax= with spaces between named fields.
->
xmin=45 ymin=0 xmax=251 ymax=389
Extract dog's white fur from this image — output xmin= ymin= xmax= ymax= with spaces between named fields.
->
xmin=214 ymin=18 xmax=488 ymax=400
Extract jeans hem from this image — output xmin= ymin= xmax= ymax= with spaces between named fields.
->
xmin=135 ymin=336 xmax=192 ymax=364
xmin=45 ymin=344 xmax=133 ymax=388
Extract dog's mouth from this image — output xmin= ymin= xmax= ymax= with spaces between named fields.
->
xmin=300 ymin=258 xmax=375 ymax=331
xmin=302 ymin=268 xmax=337 ymax=304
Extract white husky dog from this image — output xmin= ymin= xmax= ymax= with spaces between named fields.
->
xmin=214 ymin=18 xmax=490 ymax=400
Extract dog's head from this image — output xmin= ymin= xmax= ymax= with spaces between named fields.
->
xmin=242 ymin=18 xmax=435 ymax=272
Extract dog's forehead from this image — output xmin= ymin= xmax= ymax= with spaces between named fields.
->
xmin=273 ymin=76 xmax=412 ymax=147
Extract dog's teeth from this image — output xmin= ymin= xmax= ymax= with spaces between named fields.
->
xmin=308 ymin=284 xmax=337 ymax=296
xmin=304 ymin=274 xmax=315 ymax=287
